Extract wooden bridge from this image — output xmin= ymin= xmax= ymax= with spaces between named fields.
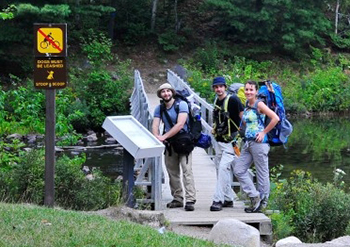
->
xmin=128 ymin=69 xmax=272 ymax=240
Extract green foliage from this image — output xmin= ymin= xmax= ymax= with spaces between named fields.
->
xmin=0 ymin=149 xmax=122 ymax=210
xmin=0 ymin=81 xmax=81 ymax=144
xmin=193 ymin=41 xmax=221 ymax=73
xmin=0 ymin=139 xmax=25 ymax=172
xmin=158 ymin=30 xmax=187 ymax=52
xmin=270 ymin=212 xmax=294 ymax=241
xmin=301 ymin=68 xmax=349 ymax=111
xmin=81 ymin=30 xmax=113 ymax=67
xmin=185 ymin=56 xmax=275 ymax=102
xmin=269 ymin=169 xmax=350 ymax=242
xmin=186 ymin=51 xmax=350 ymax=113
xmin=203 ymin=0 xmax=331 ymax=57
xmin=70 ymin=32 xmax=133 ymax=130
xmin=331 ymin=32 xmax=350 ymax=49
xmin=111 ymin=0 xmax=150 ymax=45
xmin=0 ymin=4 xmax=16 ymax=20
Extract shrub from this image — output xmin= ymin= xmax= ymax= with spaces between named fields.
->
xmin=70 ymin=32 xmax=133 ymax=131
xmin=269 ymin=169 xmax=350 ymax=243
xmin=0 ymin=149 xmax=122 ymax=210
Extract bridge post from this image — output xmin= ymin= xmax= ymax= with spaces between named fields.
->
xmin=123 ymin=149 xmax=135 ymax=208
xmin=152 ymin=156 xmax=162 ymax=210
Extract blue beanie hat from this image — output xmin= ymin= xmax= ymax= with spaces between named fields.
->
xmin=212 ymin=76 xmax=226 ymax=87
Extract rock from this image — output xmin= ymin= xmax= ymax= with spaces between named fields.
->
xmin=209 ymin=219 xmax=260 ymax=247
xmin=26 ymin=134 xmax=37 ymax=144
xmin=87 ymin=130 xmax=96 ymax=135
xmin=276 ymin=236 xmax=302 ymax=247
xmin=55 ymin=147 xmax=64 ymax=152
xmin=82 ymin=166 xmax=90 ymax=175
xmin=94 ymin=206 xmax=166 ymax=228
xmin=86 ymin=133 xmax=98 ymax=142
xmin=7 ymin=133 xmax=23 ymax=140
xmin=173 ymin=65 xmax=188 ymax=80
xmin=326 ymin=236 xmax=350 ymax=246
xmin=105 ymin=137 xmax=117 ymax=144
xmin=86 ymin=174 xmax=94 ymax=180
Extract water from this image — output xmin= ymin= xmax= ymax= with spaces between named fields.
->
xmin=83 ymin=116 xmax=350 ymax=184
xmin=269 ymin=116 xmax=350 ymax=184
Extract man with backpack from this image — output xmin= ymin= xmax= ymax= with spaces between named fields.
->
xmin=210 ymin=76 xmax=244 ymax=211
xmin=152 ymin=83 xmax=196 ymax=211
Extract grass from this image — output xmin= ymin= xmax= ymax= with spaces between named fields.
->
xmin=0 ymin=203 xmax=221 ymax=247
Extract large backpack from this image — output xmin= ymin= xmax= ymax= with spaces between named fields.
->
xmin=228 ymin=83 xmax=246 ymax=105
xmin=255 ymin=80 xmax=293 ymax=147
xmin=160 ymin=88 xmax=209 ymax=150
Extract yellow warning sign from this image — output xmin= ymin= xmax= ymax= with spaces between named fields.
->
xmin=37 ymin=28 xmax=63 ymax=54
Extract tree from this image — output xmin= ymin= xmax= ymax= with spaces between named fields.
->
xmin=203 ymin=0 xmax=332 ymax=57
xmin=151 ymin=0 xmax=159 ymax=32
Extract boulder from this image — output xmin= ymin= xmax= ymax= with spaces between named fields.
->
xmin=276 ymin=236 xmax=302 ymax=247
xmin=327 ymin=236 xmax=350 ymax=246
xmin=209 ymin=219 xmax=260 ymax=247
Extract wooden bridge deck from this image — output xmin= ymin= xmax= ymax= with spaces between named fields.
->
xmin=147 ymin=93 xmax=272 ymax=237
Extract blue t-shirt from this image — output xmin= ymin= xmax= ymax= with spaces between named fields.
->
xmin=154 ymin=100 xmax=189 ymax=133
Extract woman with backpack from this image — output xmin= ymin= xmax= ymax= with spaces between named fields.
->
xmin=233 ymin=80 xmax=279 ymax=213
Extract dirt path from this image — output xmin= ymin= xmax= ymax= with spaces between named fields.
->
xmin=121 ymin=46 xmax=186 ymax=93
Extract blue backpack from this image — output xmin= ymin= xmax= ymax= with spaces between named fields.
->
xmin=256 ymin=80 xmax=293 ymax=147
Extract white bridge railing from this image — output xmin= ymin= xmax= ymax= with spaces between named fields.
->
xmin=129 ymin=70 xmax=162 ymax=210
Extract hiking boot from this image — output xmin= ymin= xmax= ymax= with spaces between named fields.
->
xmin=222 ymin=200 xmax=234 ymax=208
xmin=166 ymin=200 xmax=183 ymax=208
xmin=210 ymin=201 xmax=222 ymax=211
xmin=244 ymin=195 xmax=261 ymax=213
xmin=184 ymin=202 xmax=195 ymax=211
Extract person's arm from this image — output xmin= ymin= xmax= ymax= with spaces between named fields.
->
xmin=255 ymin=101 xmax=280 ymax=142
xmin=152 ymin=105 xmax=163 ymax=141
xmin=152 ymin=117 xmax=161 ymax=137
xmin=161 ymin=112 xmax=187 ymax=141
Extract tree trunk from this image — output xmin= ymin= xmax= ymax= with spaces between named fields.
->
xmin=151 ymin=0 xmax=159 ymax=32
xmin=335 ymin=0 xmax=340 ymax=34
xmin=174 ymin=0 xmax=179 ymax=32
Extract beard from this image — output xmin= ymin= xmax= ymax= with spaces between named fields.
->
xmin=162 ymin=96 xmax=173 ymax=103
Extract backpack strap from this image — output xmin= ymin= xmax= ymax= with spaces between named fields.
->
xmin=246 ymin=99 xmax=264 ymax=126
xmin=160 ymin=100 xmax=189 ymax=133
xmin=214 ymin=94 xmax=240 ymax=141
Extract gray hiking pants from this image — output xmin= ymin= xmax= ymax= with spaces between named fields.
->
xmin=212 ymin=141 xmax=237 ymax=203
xmin=165 ymin=147 xmax=196 ymax=203
xmin=234 ymin=141 xmax=270 ymax=199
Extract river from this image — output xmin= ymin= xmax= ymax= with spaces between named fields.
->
xmin=83 ymin=116 xmax=350 ymax=184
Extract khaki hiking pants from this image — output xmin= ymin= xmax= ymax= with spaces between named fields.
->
xmin=165 ymin=146 xmax=196 ymax=203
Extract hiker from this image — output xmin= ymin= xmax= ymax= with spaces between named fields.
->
xmin=233 ymin=80 xmax=279 ymax=213
xmin=210 ymin=76 xmax=244 ymax=211
xmin=152 ymin=83 xmax=196 ymax=211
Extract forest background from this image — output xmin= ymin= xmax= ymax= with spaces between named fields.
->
xmin=1 ymin=0 xmax=350 ymax=142
xmin=1 ymin=1 xmax=350 ymax=244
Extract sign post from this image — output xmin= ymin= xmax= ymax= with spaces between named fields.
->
xmin=34 ymin=23 xmax=67 ymax=207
